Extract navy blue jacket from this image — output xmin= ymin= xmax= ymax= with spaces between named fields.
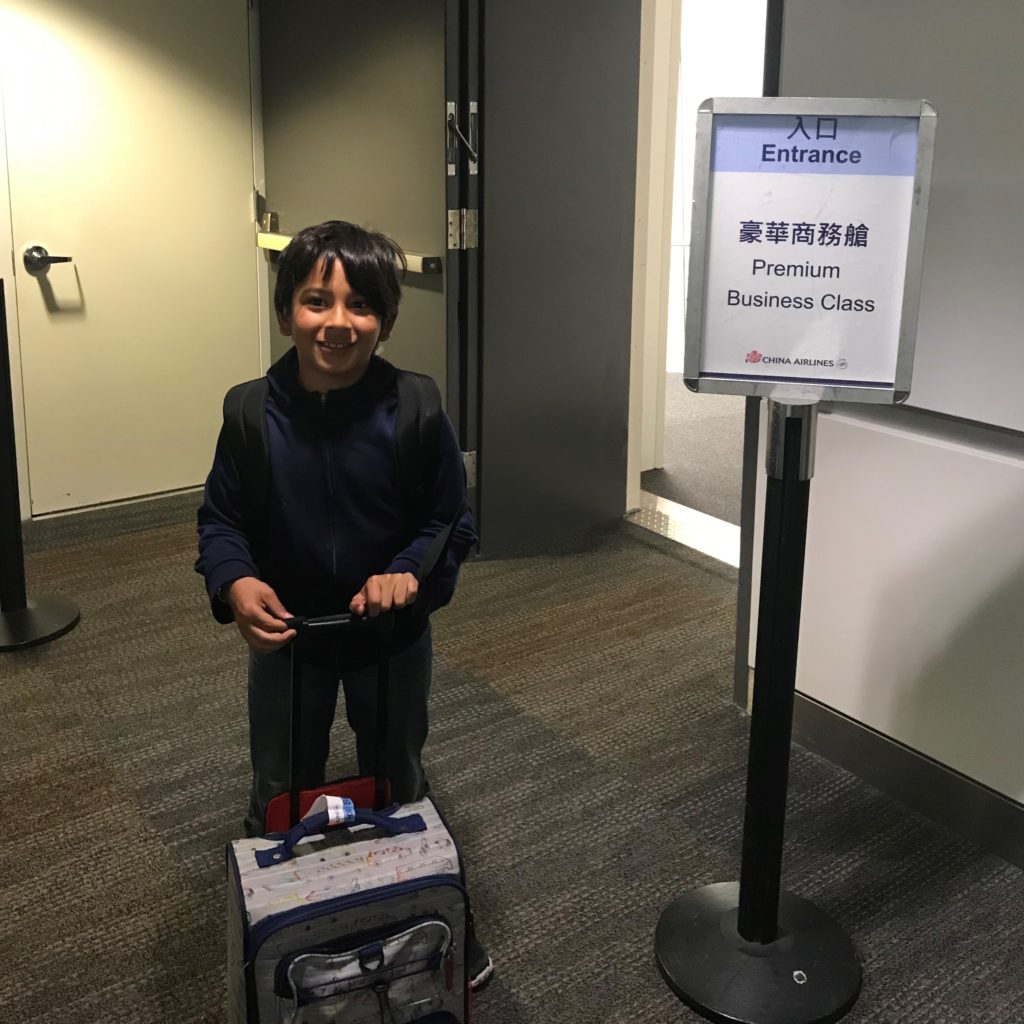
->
xmin=196 ymin=349 xmax=476 ymax=668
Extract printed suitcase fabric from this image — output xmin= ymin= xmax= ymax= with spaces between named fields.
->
xmin=227 ymin=797 xmax=468 ymax=1024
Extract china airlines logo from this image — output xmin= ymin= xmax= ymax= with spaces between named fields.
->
xmin=743 ymin=351 xmax=841 ymax=368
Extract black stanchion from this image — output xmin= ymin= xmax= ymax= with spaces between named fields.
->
xmin=0 ymin=279 xmax=80 ymax=651
xmin=655 ymin=400 xmax=861 ymax=1024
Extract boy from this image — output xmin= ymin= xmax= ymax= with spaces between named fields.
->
xmin=195 ymin=220 xmax=490 ymax=986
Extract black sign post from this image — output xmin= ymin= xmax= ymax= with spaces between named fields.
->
xmin=0 ymin=280 xmax=80 ymax=651
xmin=654 ymin=400 xmax=861 ymax=1024
xmin=656 ymin=91 xmax=935 ymax=1024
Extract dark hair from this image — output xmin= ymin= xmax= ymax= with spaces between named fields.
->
xmin=274 ymin=220 xmax=406 ymax=339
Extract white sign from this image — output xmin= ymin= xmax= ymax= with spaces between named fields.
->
xmin=685 ymin=100 xmax=935 ymax=403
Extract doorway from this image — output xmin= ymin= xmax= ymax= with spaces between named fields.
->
xmin=634 ymin=0 xmax=767 ymax=564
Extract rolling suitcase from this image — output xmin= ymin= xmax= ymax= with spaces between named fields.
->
xmin=226 ymin=612 xmax=470 ymax=1024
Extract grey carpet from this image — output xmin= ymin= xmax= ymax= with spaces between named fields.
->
xmin=641 ymin=375 xmax=745 ymax=525
xmin=3 ymin=499 xmax=1024 ymax=1023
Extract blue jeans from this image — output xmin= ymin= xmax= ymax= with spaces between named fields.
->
xmin=244 ymin=626 xmax=432 ymax=836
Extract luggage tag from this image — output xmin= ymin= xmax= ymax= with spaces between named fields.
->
xmin=305 ymin=794 xmax=357 ymax=829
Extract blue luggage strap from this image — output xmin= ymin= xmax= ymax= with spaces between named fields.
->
xmin=255 ymin=808 xmax=427 ymax=868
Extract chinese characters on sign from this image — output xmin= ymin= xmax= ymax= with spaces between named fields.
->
xmin=738 ymin=222 xmax=870 ymax=247
xmin=789 ymin=116 xmax=837 ymax=140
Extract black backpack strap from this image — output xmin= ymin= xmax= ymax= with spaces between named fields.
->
xmin=222 ymin=377 xmax=270 ymax=543
xmin=394 ymin=370 xmax=464 ymax=583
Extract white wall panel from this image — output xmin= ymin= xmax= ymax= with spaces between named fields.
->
xmin=788 ymin=411 xmax=1024 ymax=802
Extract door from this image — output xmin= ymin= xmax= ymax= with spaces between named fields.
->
xmin=0 ymin=0 xmax=263 ymax=514
xmin=478 ymin=0 xmax=642 ymax=554
xmin=257 ymin=0 xmax=466 ymax=414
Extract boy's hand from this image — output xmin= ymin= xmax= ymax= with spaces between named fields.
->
xmin=224 ymin=577 xmax=297 ymax=652
xmin=350 ymin=573 xmax=419 ymax=618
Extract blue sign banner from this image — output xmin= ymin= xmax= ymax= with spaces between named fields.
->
xmin=712 ymin=115 xmax=919 ymax=177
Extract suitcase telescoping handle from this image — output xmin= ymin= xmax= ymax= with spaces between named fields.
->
xmin=286 ymin=611 xmax=396 ymax=826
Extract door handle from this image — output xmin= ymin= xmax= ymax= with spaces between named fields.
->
xmin=23 ymin=246 xmax=73 ymax=274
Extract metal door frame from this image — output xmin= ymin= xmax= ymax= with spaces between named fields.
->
xmin=445 ymin=0 xmax=482 ymax=514
xmin=247 ymin=0 xmax=274 ymax=374
xmin=0 ymin=83 xmax=31 ymax=514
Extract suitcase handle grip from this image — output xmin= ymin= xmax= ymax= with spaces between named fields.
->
xmin=254 ymin=808 xmax=427 ymax=868
xmin=284 ymin=610 xmax=395 ymax=633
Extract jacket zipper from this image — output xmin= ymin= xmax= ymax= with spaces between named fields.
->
xmin=321 ymin=394 xmax=338 ymax=580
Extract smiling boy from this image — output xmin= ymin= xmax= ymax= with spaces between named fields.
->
xmin=195 ymin=221 xmax=491 ymax=985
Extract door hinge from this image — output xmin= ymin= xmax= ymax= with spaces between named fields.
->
xmin=447 ymin=209 xmax=479 ymax=251
xmin=462 ymin=450 xmax=477 ymax=489
xmin=464 ymin=209 xmax=478 ymax=249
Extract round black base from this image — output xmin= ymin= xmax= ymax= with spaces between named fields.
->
xmin=655 ymin=882 xmax=861 ymax=1024
xmin=0 ymin=596 xmax=80 ymax=651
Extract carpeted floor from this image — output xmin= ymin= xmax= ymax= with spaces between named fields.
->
xmin=642 ymin=375 xmax=745 ymax=525
xmin=3 ymin=494 xmax=1024 ymax=1023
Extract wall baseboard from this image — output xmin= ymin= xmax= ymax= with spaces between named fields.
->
xmin=792 ymin=691 xmax=1024 ymax=870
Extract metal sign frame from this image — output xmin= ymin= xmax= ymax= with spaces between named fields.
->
xmin=684 ymin=97 xmax=937 ymax=404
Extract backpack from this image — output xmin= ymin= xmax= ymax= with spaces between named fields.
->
xmin=220 ymin=370 xmax=463 ymax=582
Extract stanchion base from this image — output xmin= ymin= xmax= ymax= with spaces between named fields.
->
xmin=0 ymin=596 xmax=80 ymax=651
xmin=655 ymin=882 xmax=861 ymax=1024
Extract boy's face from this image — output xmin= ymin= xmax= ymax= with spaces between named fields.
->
xmin=278 ymin=257 xmax=385 ymax=392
